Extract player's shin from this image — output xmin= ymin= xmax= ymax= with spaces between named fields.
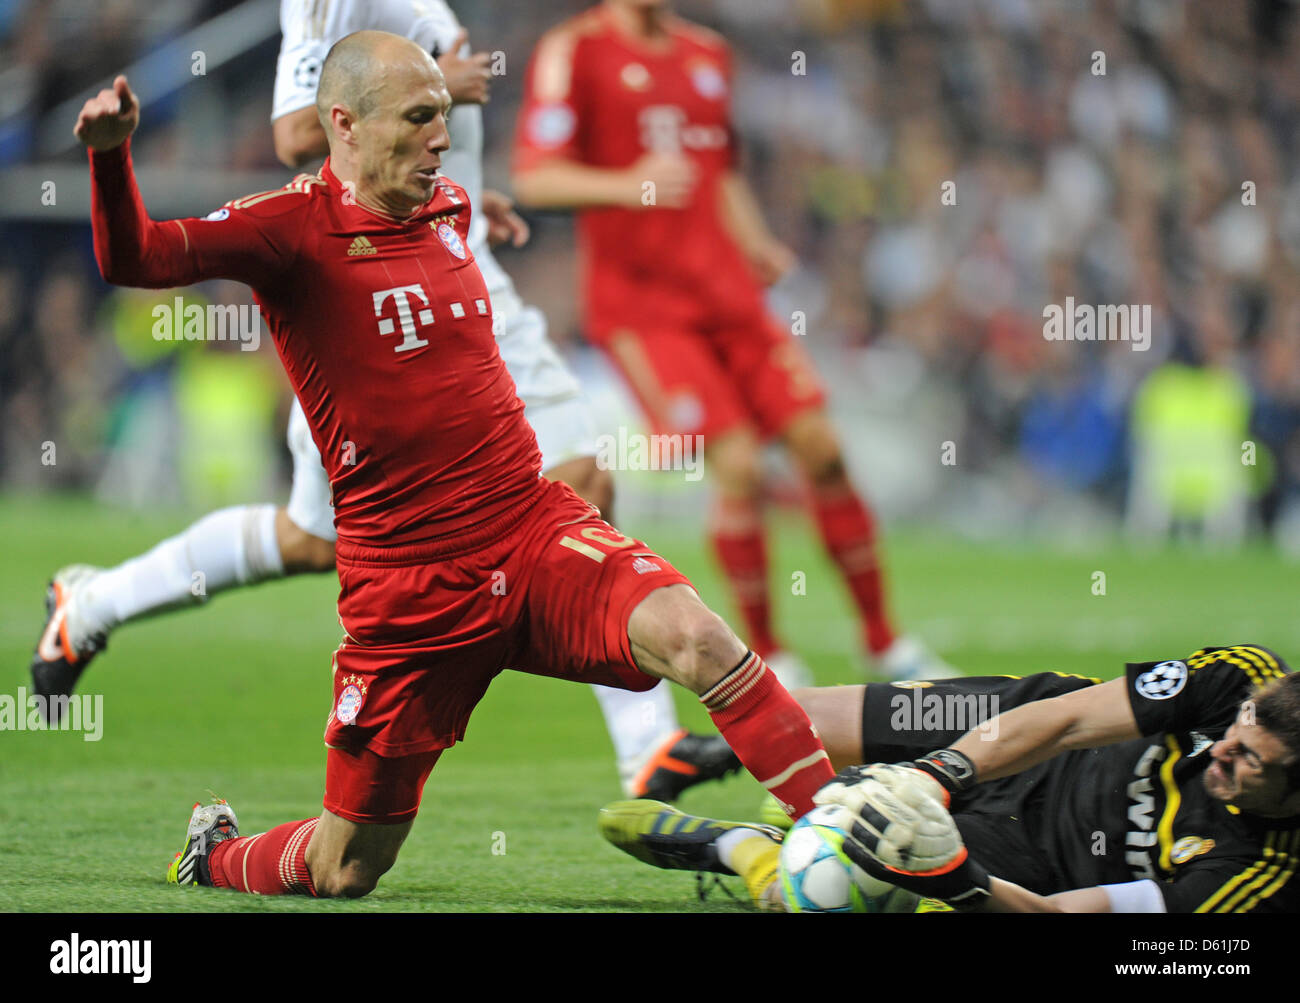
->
xmin=808 ymin=483 xmax=895 ymax=655
xmin=700 ymin=652 xmax=833 ymax=819
xmin=206 ymin=818 xmax=319 ymax=895
xmin=709 ymin=497 xmax=778 ymax=658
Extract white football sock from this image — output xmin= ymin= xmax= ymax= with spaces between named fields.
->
xmin=73 ymin=504 xmax=284 ymax=648
xmin=590 ymin=681 xmax=681 ymax=788
xmin=715 ymin=827 xmax=775 ymax=872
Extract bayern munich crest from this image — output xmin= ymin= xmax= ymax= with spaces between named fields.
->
xmin=1134 ymin=660 xmax=1188 ymax=701
xmin=437 ymin=222 xmax=467 ymax=260
xmin=336 ymin=674 xmax=368 ymax=725
xmin=690 ymin=63 xmax=727 ymax=99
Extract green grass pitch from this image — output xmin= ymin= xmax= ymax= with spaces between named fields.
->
xmin=2 ymin=495 xmax=1296 ymax=912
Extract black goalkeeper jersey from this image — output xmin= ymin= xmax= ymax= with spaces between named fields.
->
xmin=861 ymin=645 xmax=1299 ymax=912
xmin=1009 ymin=645 xmax=1298 ymax=912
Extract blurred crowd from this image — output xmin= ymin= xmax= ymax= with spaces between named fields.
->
xmin=4 ymin=0 xmax=1300 ymax=543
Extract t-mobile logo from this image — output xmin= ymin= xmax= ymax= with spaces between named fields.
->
xmin=373 ymin=284 xmax=433 ymax=354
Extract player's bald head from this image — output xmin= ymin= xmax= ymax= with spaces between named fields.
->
xmin=316 ymin=30 xmax=442 ymax=128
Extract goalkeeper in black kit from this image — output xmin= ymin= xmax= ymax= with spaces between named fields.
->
xmin=599 ymin=645 xmax=1300 ymax=912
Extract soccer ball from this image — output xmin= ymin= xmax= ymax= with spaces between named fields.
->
xmin=778 ymin=804 xmax=920 ymax=914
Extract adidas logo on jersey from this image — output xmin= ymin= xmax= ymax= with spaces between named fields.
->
xmin=632 ymin=557 xmax=661 ymax=575
xmin=348 ymin=236 xmax=377 ymax=256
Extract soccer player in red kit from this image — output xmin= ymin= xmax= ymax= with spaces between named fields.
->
xmin=75 ymin=31 xmax=833 ymax=899
xmin=513 ymin=0 xmax=947 ymax=682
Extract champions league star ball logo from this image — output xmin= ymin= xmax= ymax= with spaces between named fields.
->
xmin=336 ymin=675 xmax=368 ymax=725
xmin=1135 ymin=660 xmax=1188 ymax=701
xmin=437 ymin=223 xmax=467 ymax=260
xmin=294 ymin=55 xmax=322 ymax=91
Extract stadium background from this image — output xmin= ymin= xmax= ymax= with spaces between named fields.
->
xmin=3 ymin=0 xmax=1300 ymax=912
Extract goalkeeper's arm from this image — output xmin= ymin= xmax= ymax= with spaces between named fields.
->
xmin=817 ymin=678 xmax=1143 ymax=811
xmin=949 ymin=677 xmax=1141 ymax=785
xmin=980 ymin=879 xmax=1164 ymax=913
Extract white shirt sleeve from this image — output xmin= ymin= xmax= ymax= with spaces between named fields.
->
xmin=1101 ymin=879 xmax=1168 ymax=913
xmin=271 ymin=0 xmax=464 ymax=121
xmin=271 ymin=0 xmax=332 ymax=121
xmin=408 ymin=0 xmax=462 ymax=59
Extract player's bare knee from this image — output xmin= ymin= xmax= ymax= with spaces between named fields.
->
xmin=668 ymin=609 xmax=747 ymax=693
xmin=785 ymin=414 xmax=847 ymax=485
xmin=804 ymin=450 xmax=848 ymax=487
xmin=315 ymin=861 xmax=380 ymax=899
xmin=707 ymin=433 xmax=763 ymax=499
xmin=792 ymin=433 xmax=847 ymax=485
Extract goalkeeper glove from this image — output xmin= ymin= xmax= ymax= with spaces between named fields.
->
xmin=908 ymin=749 xmax=978 ymax=806
xmin=841 ymin=787 xmax=991 ymax=909
xmin=814 ymin=748 xmax=975 ymax=815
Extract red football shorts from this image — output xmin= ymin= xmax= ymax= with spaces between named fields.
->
xmin=320 ymin=479 xmax=691 ymax=823
xmin=599 ymin=311 xmax=826 ymax=442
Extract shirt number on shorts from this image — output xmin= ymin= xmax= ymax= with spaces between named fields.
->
xmin=558 ymin=525 xmax=635 ymax=563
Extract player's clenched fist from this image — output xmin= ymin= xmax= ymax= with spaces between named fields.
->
xmin=74 ymin=75 xmax=139 ymax=151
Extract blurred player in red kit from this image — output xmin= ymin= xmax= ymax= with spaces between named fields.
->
xmin=514 ymin=0 xmax=949 ymax=683
xmin=76 ymin=31 xmax=834 ymax=899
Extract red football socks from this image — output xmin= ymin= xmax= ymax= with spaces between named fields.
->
xmin=701 ymin=652 xmax=833 ymax=819
xmin=709 ymin=496 xmax=778 ymax=658
xmin=810 ymin=484 xmax=895 ymax=655
xmin=207 ymin=817 xmax=318 ymax=895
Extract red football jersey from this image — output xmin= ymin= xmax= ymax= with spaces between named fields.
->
xmin=89 ymin=141 xmax=543 ymax=546
xmin=514 ymin=6 xmax=765 ymax=339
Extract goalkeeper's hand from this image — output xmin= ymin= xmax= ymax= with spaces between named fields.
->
xmin=837 ymin=778 xmax=991 ymax=909
xmin=814 ymin=748 xmax=977 ymax=813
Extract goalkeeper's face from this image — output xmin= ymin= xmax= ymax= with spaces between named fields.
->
xmin=1203 ymin=712 xmax=1300 ymax=816
xmin=357 ymin=54 xmax=452 ymax=211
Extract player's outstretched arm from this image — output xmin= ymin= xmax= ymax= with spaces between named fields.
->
xmin=949 ymin=677 xmax=1140 ymax=784
xmin=79 ymin=74 xmax=294 ymax=291
xmin=982 ymin=879 xmax=1170 ymax=913
xmin=819 ymin=678 xmax=1142 ymax=813
xmin=513 ymin=152 xmax=696 ymax=211
xmin=981 ymin=879 xmax=1103 ymax=912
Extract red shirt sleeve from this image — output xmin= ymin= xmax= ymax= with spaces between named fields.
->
xmin=513 ymin=29 xmax=586 ymax=173
xmin=89 ymin=139 xmax=299 ymax=290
